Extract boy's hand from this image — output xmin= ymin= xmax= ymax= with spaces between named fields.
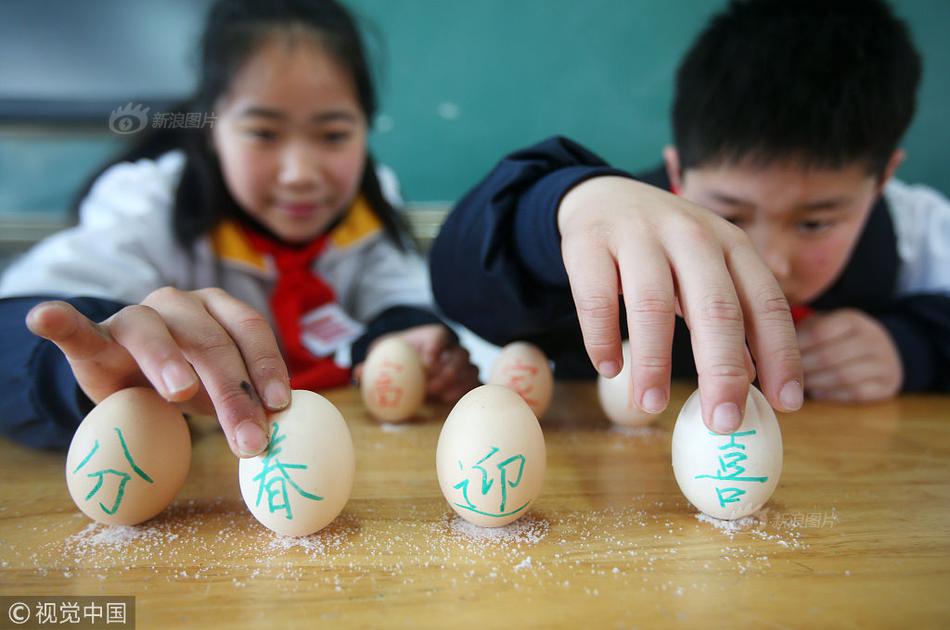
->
xmin=25 ymin=288 xmax=291 ymax=458
xmin=354 ymin=324 xmax=480 ymax=404
xmin=797 ymin=309 xmax=902 ymax=402
xmin=558 ymin=176 xmax=803 ymax=433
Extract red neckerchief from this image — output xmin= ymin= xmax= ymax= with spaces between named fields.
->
xmin=242 ymin=227 xmax=352 ymax=390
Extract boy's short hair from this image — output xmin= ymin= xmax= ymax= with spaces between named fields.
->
xmin=672 ymin=0 xmax=922 ymax=175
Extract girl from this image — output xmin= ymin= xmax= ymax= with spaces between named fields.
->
xmin=0 ymin=0 xmax=479 ymax=455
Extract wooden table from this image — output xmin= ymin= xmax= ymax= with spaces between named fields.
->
xmin=1 ymin=382 xmax=948 ymax=628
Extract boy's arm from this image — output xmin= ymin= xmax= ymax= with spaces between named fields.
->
xmin=876 ymin=295 xmax=950 ymax=392
xmin=0 ymin=296 xmax=127 ymax=449
xmin=430 ymin=135 xmax=630 ymax=371
xmin=881 ymin=181 xmax=950 ymax=392
xmin=432 ymin=136 xmax=804 ymax=432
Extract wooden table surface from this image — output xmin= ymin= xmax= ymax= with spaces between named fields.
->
xmin=1 ymin=382 xmax=949 ymax=629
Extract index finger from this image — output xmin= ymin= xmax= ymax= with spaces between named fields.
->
xmin=145 ymin=293 xmax=270 ymax=458
xmin=726 ymin=241 xmax=804 ymax=413
xmin=562 ymin=234 xmax=623 ymax=377
xmin=667 ymin=228 xmax=752 ymax=434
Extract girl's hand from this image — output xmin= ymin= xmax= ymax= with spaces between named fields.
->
xmin=558 ymin=176 xmax=804 ymax=433
xmin=354 ymin=324 xmax=480 ymax=404
xmin=25 ymin=287 xmax=291 ymax=458
xmin=797 ymin=309 xmax=902 ymax=402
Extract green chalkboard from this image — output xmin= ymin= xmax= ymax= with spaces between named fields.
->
xmin=351 ymin=0 xmax=950 ymax=201
xmin=0 ymin=0 xmax=947 ymax=217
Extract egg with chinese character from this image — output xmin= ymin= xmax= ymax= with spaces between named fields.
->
xmin=436 ymin=385 xmax=546 ymax=527
xmin=238 ymin=390 xmax=355 ymax=537
xmin=597 ymin=341 xmax=660 ymax=426
xmin=488 ymin=341 xmax=554 ymax=418
xmin=360 ymin=337 xmax=426 ymax=422
xmin=65 ymin=387 xmax=191 ymax=526
xmin=672 ymin=385 xmax=783 ymax=520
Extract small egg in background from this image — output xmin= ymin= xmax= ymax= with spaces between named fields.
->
xmin=360 ymin=337 xmax=426 ymax=422
xmin=597 ymin=340 xmax=660 ymax=426
xmin=65 ymin=388 xmax=191 ymax=526
xmin=436 ymin=385 xmax=546 ymax=528
xmin=487 ymin=341 xmax=553 ymax=418
xmin=671 ymin=385 xmax=783 ymax=521
xmin=239 ymin=390 xmax=355 ymax=537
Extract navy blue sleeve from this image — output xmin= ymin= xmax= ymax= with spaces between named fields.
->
xmin=0 ymin=296 xmax=127 ymax=450
xmin=350 ymin=305 xmax=452 ymax=366
xmin=874 ymin=294 xmax=950 ymax=392
xmin=430 ymin=136 xmax=634 ymax=377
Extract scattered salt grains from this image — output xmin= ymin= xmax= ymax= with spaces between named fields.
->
xmin=694 ymin=510 xmax=769 ymax=535
xmin=443 ymin=513 xmax=549 ymax=547
xmin=13 ymin=494 xmax=817 ymax=599
xmin=513 ymin=556 xmax=533 ymax=572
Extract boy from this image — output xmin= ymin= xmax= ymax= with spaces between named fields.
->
xmin=431 ymin=0 xmax=949 ymax=432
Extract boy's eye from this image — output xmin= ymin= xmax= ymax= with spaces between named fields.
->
xmin=797 ymin=220 xmax=834 ymax=234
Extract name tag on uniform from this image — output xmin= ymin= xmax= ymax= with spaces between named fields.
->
xmin=300 ymin=303 xmax=365 ymax=357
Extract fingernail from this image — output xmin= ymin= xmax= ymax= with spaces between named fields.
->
xmin=641 ymin=388 xmax=667 ymax=413
xmin=712 ymin=403 xmax=742 ymax=434
xmin=780 ymin=380 xmax=804 ymax=411
xmin=236 ymin=421 xmax=268 ymax=457
xmin=161 ymin=363 xmax=195 ymax=395
xmin=264 ymin=381 xmax=291 ymax=409
xmin=598 ymin=361 xmax=620 ymax=378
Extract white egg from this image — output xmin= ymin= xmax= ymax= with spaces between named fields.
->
xmin=488 ymin=341 xmax=553 ymax=418
xmin=597 ymin=341 xmax=660 ymax=426
xmin=360 ymin=337 xmax=426 ymax=422
xmin=672 ymin=386 xmax=783 ymax=520
xmin=436 ymin=385 xmax=546 ymax=527
xmin=239 ymin=390 xmax=354 ymax=537
xmin=65 ymin=388 xmax=191 ymax=526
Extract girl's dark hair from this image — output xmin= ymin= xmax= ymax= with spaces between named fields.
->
xmin=73 ymin=0 xmax=409 ymax=251
xmin=672 ymin=0 xmax=921 ymax=175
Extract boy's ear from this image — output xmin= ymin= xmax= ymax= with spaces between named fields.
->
xmin=663 ymin=145 xmax=683 ymax=193
xmin=878 ymin=149 xmax=906 ymax=191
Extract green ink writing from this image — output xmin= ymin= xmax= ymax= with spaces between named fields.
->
xmin=252 ymin=422 xmax=323 ymax=520
xmin=694 ymin=430 xmax=768 ymax=508
xmin=73 ymin=428 xmax=153 ymax=515
xmin=453 ymin=446 xmax=529 ymax=518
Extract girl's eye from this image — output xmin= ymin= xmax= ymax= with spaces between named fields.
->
xmin=724 ymin=216 xmax=747 ymax=227
xmin=246 ymin=128 xmax=279 ymax=141
xmin=323 ymin=130 xmax=352 ymax=144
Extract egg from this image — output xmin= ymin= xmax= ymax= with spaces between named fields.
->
xmin=436 ymin=385 xmax=546 ymax=527
xmin=65 ymin=387 xmax=191 ymax=526
xmin=360 ymin=337 xmax=426 ymax=422
xmin=671 ymin=385 xmax=783 ymax=520
xmin=597 ymin=340 xmax=660 ymax=426
xmin=239 ymin=390 xmax=355 ymax=537
xmin=487 ymin=341 xmax=554 ymax=418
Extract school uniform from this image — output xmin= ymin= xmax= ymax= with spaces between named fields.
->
xmin=0 ymin=151 xmax=443 ymax=448
xmin=431 ymin=136 xmax=950 ymax=390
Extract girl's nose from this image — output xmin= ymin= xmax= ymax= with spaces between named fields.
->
xmin=278 ymin=142 xmax=322 ymax=190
